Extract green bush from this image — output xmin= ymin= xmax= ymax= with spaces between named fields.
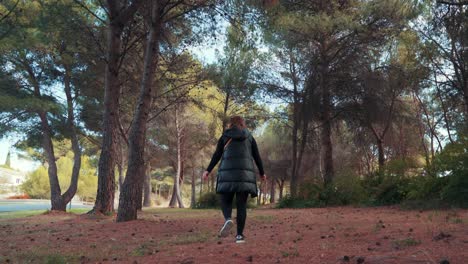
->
xmin=277 ymin=194 xmax=321 ymax=208
xmin=361 ymin=174 xmax=411 ymax=206
xmin=194 ymin=192 xmax=257 ymax=209
xmin=331 ymin=174 xmax=368 ymax=205
xmin=406 ymin=176 xmax=448 ymax=201
xmin=194 ymin=192 xmax=220 ymax=208
xmin=21 ymin=151 xmax=98 ymax=201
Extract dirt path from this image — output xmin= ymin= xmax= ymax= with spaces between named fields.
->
xmin=0 ymin=207 xmax=467 ymax=263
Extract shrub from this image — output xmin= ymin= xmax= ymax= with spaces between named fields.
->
xmin=431 ymin=137 xmax=468 ymax=208
xmin=194 ymin=192 xmax=257 ymax=209
xmin=277 ymin=194 xmax=321 ymax=208
xmin=406 ymin=176 xmax=448 ymax=201
xmin=362 ymin=174 xmax=410 ymax=206
xmin=194 ymin=192 xmax=220 ymax=208
xmin=331 ymin=174 xmax=367 ymax=205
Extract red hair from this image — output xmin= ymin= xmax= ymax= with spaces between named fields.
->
xmin=228 ymin=116 xmax=247 ymax=129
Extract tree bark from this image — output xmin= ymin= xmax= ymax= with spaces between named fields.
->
xmin=93 ymin=15 xmax=123 ymax=215
xmin=29 ymin=63 xmax=81 ymax=211
xmin=143 ymin=163 xmax=151 ymax=207
xmin=117 ymin=1 xmax=160 ymax=222
xmin=221 ymin=91 xmax=230 ymax=132
xmin=290 ymin=54 xmax=300 ymax=197
xmin=269 ymin=177 xmax=275 ymax=203
xmin=190 ymin=166 xmax=196 ymax=208
xmin=276 ymin=178 xmax=284 ymax=200
xmin=319 ymin=60 xmax=334 ymax=187
xmin=169 ymin=106 xmax=185 ymax=208
xmin=61 ymin=65 xmax=82 ymax=205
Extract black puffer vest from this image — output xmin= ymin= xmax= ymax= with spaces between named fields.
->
xmin=216 ymin=127 xmax=258 ymax=198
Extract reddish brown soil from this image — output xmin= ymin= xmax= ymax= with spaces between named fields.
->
xmin=0 ymin=207 xmax=467 ymax=264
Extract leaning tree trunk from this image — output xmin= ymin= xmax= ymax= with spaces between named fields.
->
xmin=38 ymin=111 xmax=64 ymax=210
xmin=117 ymin=1 xmax=161 ymax=222
xmin=31 ymin=64 xmax=81 ymax=211
xmin=60 ymin=65 xmax=82 ymax=206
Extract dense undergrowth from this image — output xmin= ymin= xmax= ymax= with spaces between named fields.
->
xmin=278 ymin=139 xmax=467 ymax=209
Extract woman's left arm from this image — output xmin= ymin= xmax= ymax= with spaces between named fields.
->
xmin=251 ymin=137 xmax=265 ymax=177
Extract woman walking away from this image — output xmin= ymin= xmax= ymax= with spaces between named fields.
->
xmin=203 ymin=116 xmax=266 ymax=244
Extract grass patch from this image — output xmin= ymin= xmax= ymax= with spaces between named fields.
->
xmin=400 ymin=199 xmax=452 ymax=210
xmin=5 ymin=250 xmax=78 ymax=264
xmin=45 ymin=253 xmax=67 ymax=264
xmin=160 ymin=232 xmax=211 ymax=246
xmin=281 ymin=248 xmax=299 ymax=258
xmin=392 ymin=237 xmax=421 ymax=249
xmin=0 ymin=210 xmax=45 ymax=219
xmin=131 ymin=243 xmax=153 ymax=257
xmin=140 ymin=208 xmax=218 ymax=220
xmin=252 ymin=214 xmax=275 ymax=223
xmin=0 ymin=208 xmax=89 ymax=219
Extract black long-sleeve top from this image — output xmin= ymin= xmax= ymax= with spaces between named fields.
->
xmin=206 ymin=136 xmax=265 ymax=176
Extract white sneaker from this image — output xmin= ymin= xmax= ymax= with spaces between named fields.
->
xmin=219 ymin=219 xmax=234 ymax=237
xmin=235 ymin=234 xmax=245 ymax=243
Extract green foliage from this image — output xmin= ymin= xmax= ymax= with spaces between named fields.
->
xmin=437 ymin=139 xmax=468 ymax=208
xmin=20 ymin=166 xmax=50 ymax=199
xmin=362 ymin=174 xmax=411 ymax=206
xmin=277 ymin=195 xmax=321 ymax=209
xmin=21 ymin=150 xmax=97 ymax=201
xmin=279 ymin=136 xmax=467 ymax=209
xmin=194 ymin=191 xmax=256 ymax=209
xmin=194 ymin=192 xmax=220 ymax=209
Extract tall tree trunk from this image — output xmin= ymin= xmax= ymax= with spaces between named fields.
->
xmin=174 ymin=106 xmax=185 ymax=208
xmin=143 ymin=163 xmax=151 ymax=207
xmin=320 ymin=60 xmax=334 ymax=187
xmin=199 ymin=166 xmax=203 ymax=198
xmin=376 ymin=138 xmax=385 ymax=172
xmin=169 ymin=183 xmax=177 ymax=207
xmin=190 ymin=166 xmax=196 ymax=208
xmin=269 ymin=177 xmax=275 ymax=203
xmin=169 ymin=106 xmax=185 ymax=208
xmin=93 ymin=0 xmax=142 ymax=215
xmin=117 ymin=1 xmax=160 ymax=222
xmin=289 ymin=49 xmax=302 ymax=197
xmin=277 ymin=179 xmax=284 ymax=200
xmin=117 ymin=141 xmax=125 ymax=191
xmin=93 ymin=19 xmax=123 ymax=215
xmin=290 ymin=76 xmax=299 ymax=197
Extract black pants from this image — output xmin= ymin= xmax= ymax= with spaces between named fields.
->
xmin=220 ymin=192 xmax=249 ymax=236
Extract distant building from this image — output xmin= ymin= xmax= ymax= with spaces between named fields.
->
xmin=0 ymin=167 xmax=27 ymax=194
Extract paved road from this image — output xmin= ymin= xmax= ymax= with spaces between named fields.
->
xmin=0 ymin=199 xmax=92 ymax=212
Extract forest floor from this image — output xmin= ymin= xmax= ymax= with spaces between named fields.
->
xmin=0 ymin=206 xmax=467 ymax=264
